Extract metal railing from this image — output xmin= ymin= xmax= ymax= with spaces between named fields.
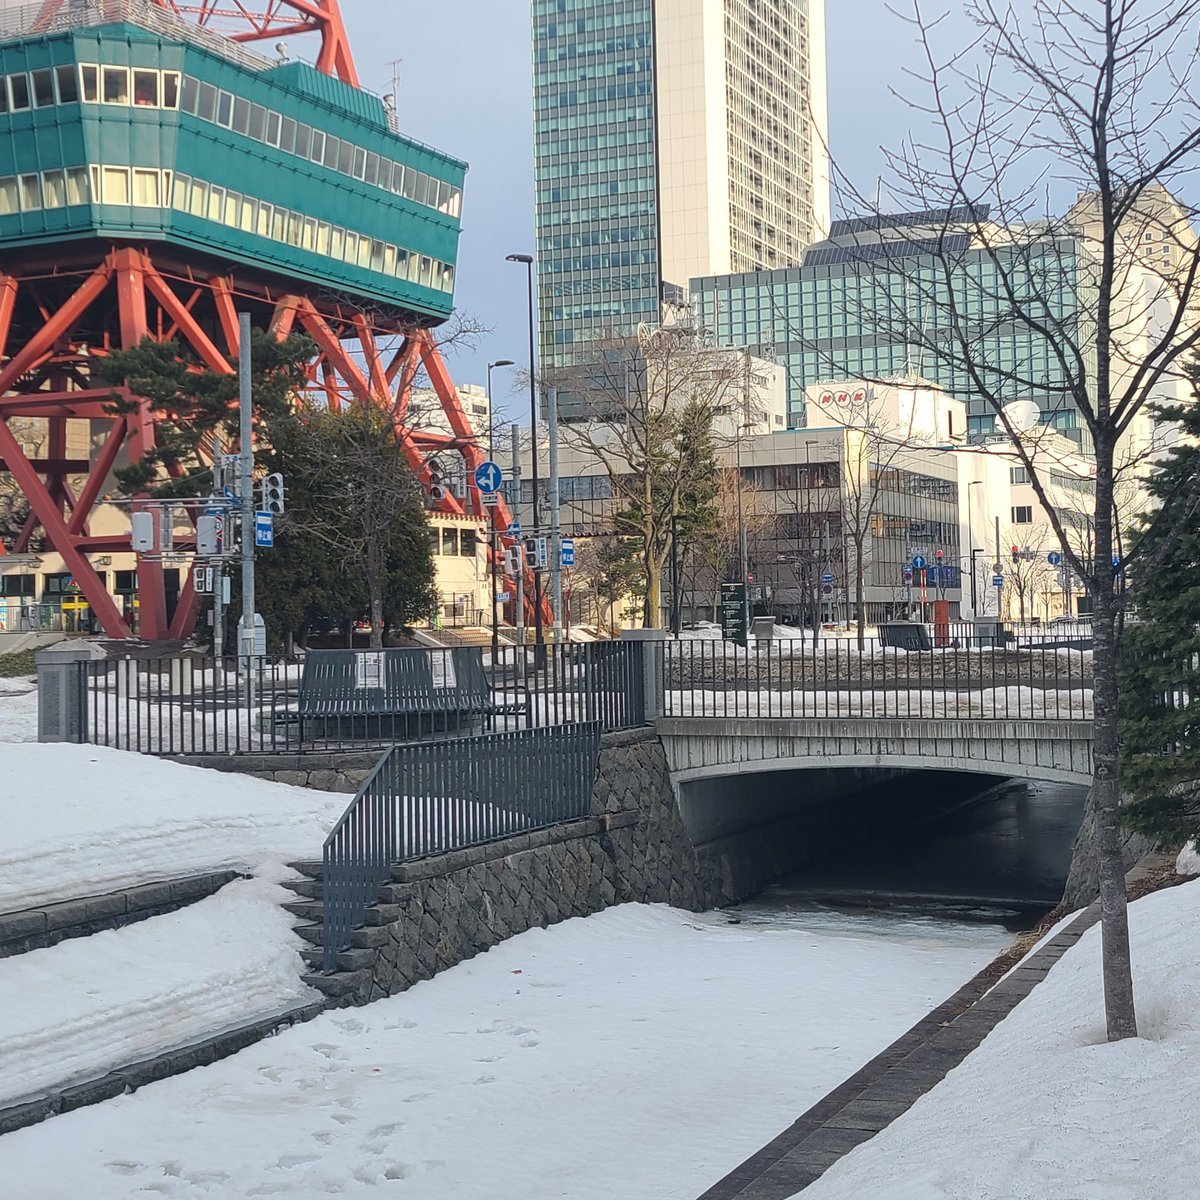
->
xmin=663 ymin=623 xmax=1094 ymax=721
xmin=77 ymin=640 xmax=646 ymax=755
xmin=321 ymin=722 xmax=602 ymax=972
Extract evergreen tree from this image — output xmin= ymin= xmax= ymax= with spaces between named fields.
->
xmin=1119 ymin=370 xmax=1200 ymax=845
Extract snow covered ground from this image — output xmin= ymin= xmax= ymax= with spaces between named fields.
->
xmin=0 ymin=879 xmax=315 ymax=1106
xmin=0 ymin=743 xmax=347 ymax=912
xmin=793 ymin=878 xmax=1200 ymax=1200
xmin=0 ymin=903 xmax=1009 ymax=1199
xmin=0 ymin=675 xmax=37 ymax=743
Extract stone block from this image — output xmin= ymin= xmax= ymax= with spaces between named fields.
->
xmin=58 ymin=1073 xmax=127 ymax=1112
xmin=0 ymin=909 xmax=48 ymax=941
xmin=0 ymin=1095 xmax=56 ymax=1136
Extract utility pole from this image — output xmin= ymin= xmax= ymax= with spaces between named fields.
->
xmin=212 ymin=433 xmax=225 ymax=664
xmin=547 ymin=385 xmax=563 ymax=642
xmin=511 ymin=424 xmax=524 ymax=648
xmin=994 ymin=512 xmax=1002 ymax=621
xmin=737 ymin=350 xmax=751 ymax=636
xmin=238 ymin=311 xmax=255 ymax=668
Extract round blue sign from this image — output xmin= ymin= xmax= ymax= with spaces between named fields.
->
xmin=474 ymin=461 xmax=503 ymax=494
xmin=911 ymin=555 xmax=927 ymax=570
xmin=1047 ymin=551 xmax=1062 ymax=566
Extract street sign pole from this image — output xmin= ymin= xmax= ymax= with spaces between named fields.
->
xmin=510 ymin=424 xmax=525 ymax=664
xmin=211 ymin=433 xmax=225 ymax=667
xmin=547 ymin=385 xmax=563 ymax=643
xmin=237 ymin=312 xmax=257 ymax=706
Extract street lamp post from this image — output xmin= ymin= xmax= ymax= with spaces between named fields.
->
xmin=486 ymin=359 xmax=514 ymax=660
xmin=506 ymin=253 xmax=545 ymax=661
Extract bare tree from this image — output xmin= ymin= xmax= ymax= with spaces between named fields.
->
xmin=839 ymin=0 xmax=1200 ymax=1040
xmin=556 ymin=328 xmax=747 ymax=626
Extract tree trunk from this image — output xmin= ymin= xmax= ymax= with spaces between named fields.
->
xmin=1090 ymin=436 xmax=1138 ymax=1041
xmin=644 ymin=559 xmax=662 ymax=628
xmin=853 ymin=536 xmax=867 ymax=651
xmin=366 ymin=539 xmax=385 ymax=650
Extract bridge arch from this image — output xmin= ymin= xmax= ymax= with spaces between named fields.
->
xmin=655 ymin=717 xmax=1095 ymax=790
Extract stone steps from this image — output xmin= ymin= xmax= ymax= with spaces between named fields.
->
xmin=0 ymin=871 xmax=243 ymax=959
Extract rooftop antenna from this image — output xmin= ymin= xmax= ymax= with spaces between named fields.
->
xmin=386 ymin=57 xmax=403 ymax=103
xmin=275 ymin=41 xmax=290 ymax=63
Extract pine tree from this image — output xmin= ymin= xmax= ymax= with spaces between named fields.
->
xmin=1119 ymin=368 xmax=1200 ymax=845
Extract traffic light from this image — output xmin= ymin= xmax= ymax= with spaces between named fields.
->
xmin=196 ymin=515 xmax=220 ymax=556
xmin=1011 ymin=544 xmax=1020 ymax=565
xmin=131 ymin=511 xmax=154 ymax=552
xmin=523 ymin=536 xmax=539 ymax=568
xmin=260 ymin=472 xmax=285 ymax=515
xmin=427 ymin=459 xmax=447 ymax=503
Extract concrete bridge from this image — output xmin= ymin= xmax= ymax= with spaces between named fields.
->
xmin=655 ymin=716 xmax=1095 ymax=788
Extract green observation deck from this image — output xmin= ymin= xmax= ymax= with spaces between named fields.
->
xmin=0 ymin=8 xmax=465 ymax=322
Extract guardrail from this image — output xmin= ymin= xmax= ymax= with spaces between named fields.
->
xmin=664 ymin=624 xmax=1094 ymax=721
xmin=75 ymin=641 xmax=646 ymax=755
xmin=321 ymin=722 xmax=602 ymax=972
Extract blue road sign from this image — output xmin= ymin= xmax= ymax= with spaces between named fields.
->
xmin=993 ymin=574 xmax=1004 ymax=588
xmin=821 ymin=572 xmax=834 ymax=585
xmin=1112 ymin=554 xmax=1121 ymax=568
xmin=561 ymin=537 xmax=575 ymax=567
xmin=1047 ymin=551 xmax=1062 ymax=566
xmin=474 ymin=461 xmax=503 ymax=494
xmin=912 ymin=555 xmax=927 ymax=570
xmin=254 ymin=511 xmax=274 ymax=548
xmin=508 ymin=520 xmax=521 ymax=536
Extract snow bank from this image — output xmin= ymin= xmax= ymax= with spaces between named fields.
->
xmin=0 ymin=904 xmax=1008 ymax=1200
xmin=1177 ymin=842 xmax=1200 ymax=876
xmin=0 ymin=879 xmax=315 ymax=1105
xmin=793 ymin=879 xmax=1200 ymax=1200
xmin=0 ymin=743 xmax=348 ymax=912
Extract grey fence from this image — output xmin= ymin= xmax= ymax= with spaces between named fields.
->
xmin=75 ymin=641 xmax=646 ymax=755
xmin=321 ymin=722 xmax=603 ymax=972
xmin=664 ymin=625 xmax=1094 ymax=721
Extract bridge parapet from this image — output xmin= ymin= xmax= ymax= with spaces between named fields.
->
xmin=656 ymin=716 xmax=1095 ymax=787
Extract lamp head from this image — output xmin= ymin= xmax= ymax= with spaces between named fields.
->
xmin=505 ymin=253 xmax=534 ymax=265
xmin=490 ymin=359 xmax=515 ymax=369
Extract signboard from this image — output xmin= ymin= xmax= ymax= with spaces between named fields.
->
xmin=821 ymin=583 xmax=833 ymax=596
xmin=192 ymin=565 xmax=214 ymax=595
xmin=498 ymin=590 xmax=512 ymax=603
xmin=1047 ymin=551 xmax=1062 ymax=566
xmin=430 ymin=651 xmax=457 ymax=690
xmin=902 ymin=568 xmax=913 ymax=584
xmin=821 ymin=572 xmax=834 ymax=585
xmin=254 ymin=511 xmax=274 ymax=548
xmin=508 ymin=520 xmax=521 ymax=535
xmin=560 ymin=537 xmax=575 ymax=567
xmin=474 ymin=461 xmax=503 ymax=494
xmin=993 ymin=575 xmax=1004 ymax=588
xmin=911 ymin=554 xmax=927 ymax=570
xmin=720 ymin=582 xmax=749 ymax=647
xmin=355 ymin=650 xmax=385 ymax=690
xmin=535 ymin=536 xmax=549 ymax=569
xmin=481 ymin=492 xmax=500 ymax=508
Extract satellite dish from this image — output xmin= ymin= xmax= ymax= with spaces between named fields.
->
xmin=1002 ymin=399 xmax=1041 ymax=433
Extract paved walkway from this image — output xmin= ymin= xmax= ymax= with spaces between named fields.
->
xmin=697 ymin=903 xmax=1102 ymax=1200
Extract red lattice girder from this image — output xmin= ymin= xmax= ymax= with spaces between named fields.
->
xmin=0 ymin=243 xmax=547 ymax=638
xmin=31 ymin=0 xmax=359 ymax=86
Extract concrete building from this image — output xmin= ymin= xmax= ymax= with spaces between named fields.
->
xmin=691 ymin=194 xmax=1197 ymax=438
xmin=532 ymin=0 xmax=829 ymax=373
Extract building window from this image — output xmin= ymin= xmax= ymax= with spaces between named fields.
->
xmin=1012 ymin=506 xmax=1033 ymax=525
xmin=101 ymin=66 xmax=129 ymax=105
xmin=460 ymin=529 xmax=477 ymax=557
xmin=1010 ymin=466 xmax=1030 ymax=485
xmin=132 ymin=69 xmax=159 ymax=107
xmin=55 ymin=65 xmax=79 ymax=104
xmin=441 ymin=527 xmax=459 ymax=556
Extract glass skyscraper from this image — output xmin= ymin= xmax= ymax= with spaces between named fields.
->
xmin=532 ymin=0 xmax=661 ymax=371
xmin=532 ymin=0 xmax=830 ymax=375
xmin=691 ymin=208 xmax=1082 ymax=442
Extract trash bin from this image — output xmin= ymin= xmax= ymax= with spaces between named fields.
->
xmin=750 ymin=616 xmax=776 ymax=651
xmin=878 ymin=621 xmax=933 ymax=650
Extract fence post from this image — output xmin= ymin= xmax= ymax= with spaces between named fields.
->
xmin=36 ymin=644 xmax=93 ymax=744
xmin=620 ymin=628 xmax=666 ymax=723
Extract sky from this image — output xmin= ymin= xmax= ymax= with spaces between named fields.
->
xmin=331 ymin=1 xmax=947 ymax=421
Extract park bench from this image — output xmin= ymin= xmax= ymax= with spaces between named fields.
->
xmin=290 ymin=646 xmax=521 ymax=740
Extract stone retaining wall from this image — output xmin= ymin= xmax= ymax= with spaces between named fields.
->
xmin=335 ymin=727 xmax=722 ymax=1003
xmin=170 ymin=751 xmax=381 ymax=793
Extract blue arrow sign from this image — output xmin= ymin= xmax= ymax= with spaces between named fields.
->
xmin=1047 ymin=551 xmax=1062 ymax=566
xmin=912 ymin=555 xmax=927 ymax=570
xmin=474 ymin=461 xmax=503 ymax=494
xmin=508 ymin=520 xmax=521 ymax=536
xmin=254 ymin=511 xmax=274 ymax=548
